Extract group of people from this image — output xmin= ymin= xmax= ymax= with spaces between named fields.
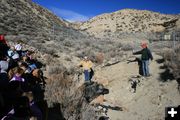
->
xmin=0 ymin=34 xmax=47 ymax=120
xmin=0 ymin=33 xmax=153 ymax=120
xmin=79 ymin=42 xmax=153 ymax=83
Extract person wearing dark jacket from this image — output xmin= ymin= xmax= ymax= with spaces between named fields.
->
xmin=133 ymin=42 xmax=153 ymax=77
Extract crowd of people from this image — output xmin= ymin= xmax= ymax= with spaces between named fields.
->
xmin=0 ymin=35 xmax=47 ymax=120
xmin=0 ymin=33 xmax=154 ymax=120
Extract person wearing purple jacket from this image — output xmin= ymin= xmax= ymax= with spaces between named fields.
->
xmin=9 ymin=67 xmax=25 ymax=82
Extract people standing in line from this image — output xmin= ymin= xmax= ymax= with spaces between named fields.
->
xmin=79 ymin=56 xmax=93 ymax=82
xmin=133 ymin=42 xmax=153 ymax=77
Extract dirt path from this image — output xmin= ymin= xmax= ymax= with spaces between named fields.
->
xmin=95 ymin=54 xmax=180 ymax=120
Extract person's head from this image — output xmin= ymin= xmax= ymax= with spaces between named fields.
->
xmin=11 ymin=46 xmax=16 ymax=51
xmin=15 ymin=67 xmax=24 ymax=76
xmin=17 ymin=41 xmax=22 ymax=45
xmin=32 ymin=69 xmax=42 ymax=78
xmin=19 ymin=62 xmax=29 ymax=71
xmin=22 ymin=56 xmax=29 ymax=62
xmin=141 ymin=42 xmax=147 ymax=49
xmin=9 ymin=67 xmax=24 ymax=79
xmin=0 ymin=34 xmax=5 ymax=40
xmin=84 ymin=56 xmax=88 ymax=61
xmin=18 ymin=61 xmax=23 ymax=66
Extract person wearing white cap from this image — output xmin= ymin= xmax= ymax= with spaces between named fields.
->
xmin=15 ymin=42 xmax=22 ymax=56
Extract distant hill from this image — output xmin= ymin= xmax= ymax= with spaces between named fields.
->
xmin=73 ymin=9 xmax=179 ymax=38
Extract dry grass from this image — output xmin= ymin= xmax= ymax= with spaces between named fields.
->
xmin=162 ymin=44 xmax=180 ymax=84
xmin=45 ymin=65 xmax=97 ymax=119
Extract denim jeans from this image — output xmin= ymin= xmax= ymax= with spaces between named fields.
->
xmin=84 ymin=70 xmax=90 ymax=81
xmin=142 ymin=60 xmax=149 ymax=76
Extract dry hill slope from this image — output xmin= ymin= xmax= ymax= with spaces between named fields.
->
xmin=95 ymin=54 xmax=180 ymax=120
xmin=0 ymin=0 xmax=67 ymax=35
xmin=74 ymin=9 xmax=179 ymax=38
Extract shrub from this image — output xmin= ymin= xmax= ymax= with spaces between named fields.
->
xmin=163 ymin=45 xmax=180 ymax=85
xmin=121 ymin=43 xmax=133 ymax=51
xmin=95 ymin=53 xmax=104 ymax=64
xmin=45 ymin=65 xmax=97 ymax=119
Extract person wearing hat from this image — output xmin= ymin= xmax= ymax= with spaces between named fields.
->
xmin=79 ymin=56 xmax=93 ymax=82
xmin=133 ymin=42 xmax=153 ymax=77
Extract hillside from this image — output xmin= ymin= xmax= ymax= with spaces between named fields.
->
xmin=0 ymin=0 xmax=68 ymax=35
xmin=0 ymin=0 xmax=92 ymax=50
xmin=74 ymin=9 xmax=179 ymax=38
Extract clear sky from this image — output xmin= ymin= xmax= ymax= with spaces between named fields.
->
xmin=32 ymin=0 xmax=180 ymax=22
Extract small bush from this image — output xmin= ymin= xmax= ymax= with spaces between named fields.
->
xmin=163 ymin=45 xmax=180 ymax=84
xmin=95 ymin=53 xmax=104 ymax=64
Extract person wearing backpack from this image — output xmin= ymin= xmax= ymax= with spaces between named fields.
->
xmin=133 ymin=42 xmax=153 ymax=77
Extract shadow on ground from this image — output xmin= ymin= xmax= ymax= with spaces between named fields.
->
xmin=156 ymin=58 xmax=175 ymax=82
xmin=156 ymin=58 xmax=165 ymax=64
xmin=48 ymin=103 xmax=65 ymax=120
xmin=99 ymin=104 xmax=123 ymax=111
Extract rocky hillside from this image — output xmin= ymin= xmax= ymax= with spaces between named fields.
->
xmin=74 ymin=9 xmax=179 ymax=38
xmin=0 ymin=0 xmax=84 ymax=41
xmin=0 ymin=0 xmax=63 ymax=34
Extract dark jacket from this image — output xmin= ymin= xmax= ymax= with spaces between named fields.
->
xmin=133 ymin=48 xmax=153 ymax=60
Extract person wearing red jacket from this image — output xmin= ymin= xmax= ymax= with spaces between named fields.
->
xmin=0 ymin=35 xmax=7 ymax=45
xmin=0 ymin=34 xmax=9 ymax=57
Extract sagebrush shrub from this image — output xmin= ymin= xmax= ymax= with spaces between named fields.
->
xmin=163 ymin=45 xmax=180 ymax=82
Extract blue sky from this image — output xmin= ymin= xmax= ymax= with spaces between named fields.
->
xmin=32 ymin=0 xmax=180 ymax=22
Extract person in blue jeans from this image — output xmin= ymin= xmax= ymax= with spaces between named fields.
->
xmin=133 ymin=42 xmax=153 ymax=77
xmin=79 ymin=56 xmax=93 ymax=82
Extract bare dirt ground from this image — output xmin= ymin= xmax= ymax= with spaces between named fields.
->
xmin=95 ymin=53 xmax=180 ymax=120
